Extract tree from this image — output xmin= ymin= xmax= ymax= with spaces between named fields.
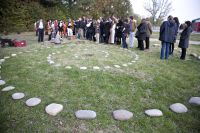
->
xmin=144 ymin=0 xmax=172 ymax=25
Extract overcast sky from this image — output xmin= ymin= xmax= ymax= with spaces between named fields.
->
xmin=131 ymin=0 xmax=200 ymax=23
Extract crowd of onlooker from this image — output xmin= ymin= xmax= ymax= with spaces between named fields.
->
xmin=34 ymin=15 xmax=192 ymax=60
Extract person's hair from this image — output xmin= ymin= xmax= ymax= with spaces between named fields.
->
xmin=174 ymin=17 xmax=179 ymax=25
xmin=168 ymin=15 xmax=173 ymax=21
xmin=129 ymin=16 xmax=134 ymax=20
xmin=124 ymin=18 xmax=128 ymax=23
xmin=185 ymin=21 xmax=192 ymax=27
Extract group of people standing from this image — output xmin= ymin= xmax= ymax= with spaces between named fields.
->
xmin=34 ymin=15 xmax=193 ymax=60
xmin=159 ymin=15 xmax=192 ymax=60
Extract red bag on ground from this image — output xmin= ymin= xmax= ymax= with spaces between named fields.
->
xmin=13 ymin=40 xmax=26 ymax=47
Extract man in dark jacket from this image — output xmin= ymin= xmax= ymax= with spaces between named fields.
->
xmin=159 ymin=15 xmax=176 ymax=59
xmin=178 ymin=21 xmax=193 ymax=60
xmin=122 ymin=19 xmax=130 ymax=48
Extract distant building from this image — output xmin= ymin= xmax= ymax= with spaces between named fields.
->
xmin=192 ymin=18 xmax=200 ymax=32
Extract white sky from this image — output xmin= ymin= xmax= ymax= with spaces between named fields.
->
xmin=131 ymin=0 xmax=200 ymax=23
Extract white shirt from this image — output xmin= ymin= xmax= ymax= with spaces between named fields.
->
xmin=38 ymin=21 xmax=44 ymax=29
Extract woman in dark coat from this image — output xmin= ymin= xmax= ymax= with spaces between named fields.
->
xmin=178 ymin=21 xmax=193 ymax=60
xmin=115 ymin=19 xmax=123 ymax=45
xmin=135 ymin=19 xmax=147 ymax=50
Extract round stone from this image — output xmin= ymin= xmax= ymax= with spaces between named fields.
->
xmin=122 ymin=64 xmax=128 ymax=67
xmin=45 ymin=103 xmax=63 ymax=116
xmin=80 ymin=67 xmax=87 ymax=70
xmin=93 ymin=66 xmax=100 ymax=70
xmin=26 ymin=98 xmax=41 ymax=106
xmin=2 ymin=86 xmax=15 ymax=91
xmin=49 ymin=60 xmax=55 ymax=64
xmin=144 ymin=109 xmax=163 ymax=117
xmin=169 ymin=103 xmax=188 ymax=113
xmin=114 ymin=65 xmax=120 ymax=68
xmin=0 ymin=59 xmax=5 ymax=63
xmin=0 ymin=80 xmax=6 ymax=85
xmin=65 ymin=66 xmax=72 ymax=69
xmin=11 ymin=54 xmax=17 ymax=57
xmin=104 ymin=66 xmax=111 ymax=69
xmin=12 ymin=92 xmax=25 ymax=100
xmin=75 ymin=110 xmax=96 ymax=119
xmin=198 ymin=56 xmax=200 ymax=60
xmin=52 ymin=53 xmax=56 ymax=55
xmin=189 ymin=97 xmax=200 ymax=105
xmin=113 ymin=109 xmax=133 ymax=121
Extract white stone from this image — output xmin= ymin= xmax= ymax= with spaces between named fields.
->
xmin=93 ymin=66 xmax=100 ymax=70
xmin=52 ymin=53 xmax=56 ymax=55
xmin=170 ymin=103 xmax=188 ymax=113
xmin=55 ymin=64 xmax=61 ymax=67
xmin=18 ymin=52 xmax=23 ymax=54
xmin=114 ymin=65 xmax=120 ymax=68
xmin=12 ymin=92 xmax=25 ymax=100
xmin=49 ymin=60 xmax=55 ymax=64
xmin=131 ymin=61 xmax=136 ymax=63
xmin=122 ymin=64 xmax=128 ymax=67
xmin=145 ymin=109 xmax=163 ymax=117
xmin=104 ymin=66 xmax=111 ymax=69
xmin=128 ymin=62 xmax=132 ymax=65
xmin=190 ymin=53 xmax=198 ymax=58
xmin=198 ymin=56 xmax=200 ymax=60
xmin=2 ymin=86 xmax=15 ymax=91
xmin=26 ymin=98 xmax=41 ymax=106
xmin=11 ymin=54 xmax=17 ymax=57
xmin=189 ymin=97 xmax=200 ymax=105
xmin=45 ymin=103 xmax=63 ymax=116
xmin=113 ymin=109 xmax=133 ymax=121
xmin=0 ymin=59 xmax=5 ymax=63
xmin=0 ymin=80 xmax=6 ymax=85
xmin=80 ymin=67 xmax=87 ymax=70
xmin=75 ymin=110 xmax=96 ymax=119
xmin=4 ymin=56 xmax=10 ymax=59
xmin=57 ymin=51 xmax=61 ymax=54
xmin=65 ymin=66 xmax=72 ymax=69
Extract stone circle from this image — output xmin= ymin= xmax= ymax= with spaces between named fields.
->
xmin=2 ymin=86 xmax=15 ymax=91
xmin=12 ymin=92 xmax=25 ymax=100
xmin=189 ymin=97 xmax=200 ymax=105
xmin=26 ymin=98 xmax=41 ymax=107
xmin=0 ymin=80 xmax=6 ymax=85
xmin=144 ymin=109 xmax=163 ymax=117
xmin=75 ymin=110 xmax=97 ymax=119
xmin=45 ymin=103 xmax=63 ymax=116
xmin=169 ymin=103 xmax=188 ymax=113
xmin=113 ymin=109 xmax=133 ymax=121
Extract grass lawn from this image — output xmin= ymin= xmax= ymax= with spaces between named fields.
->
xmin=0 ymin=32 xmax=200 ymax=132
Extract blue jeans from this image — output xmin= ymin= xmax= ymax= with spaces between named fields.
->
xmin=122 ymin=33 xmax=127 ymax=48
xmin=160 ymin=42 xmax=170 ymax=59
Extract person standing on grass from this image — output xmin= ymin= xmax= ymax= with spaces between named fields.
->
xmin=129 ymin=16 xmax=137 ymax=48
xmin=178 ymin=21 xmax=193 ymax=60
xmin=159 ymin=15 xmax=176 ymax=59
xmin=169 ymin=17 xmax=180 ymax=55
xmin=145 ymin=18 xmax=152 ymax=49
xmin=122 ymin=18 xmax=130 ymax=48
xmin=38 ymin=19 xmax=44 ymax=43
xmin=135 ymin=18 xmax=147 ymax=50
xmin=115 ymin=19 xmax=123 ymax=45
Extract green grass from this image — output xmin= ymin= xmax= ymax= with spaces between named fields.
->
xmin=0 ymin=32 xmax=200 ymax=132
xmin=151 ymin=32 xmax=200 ymax=42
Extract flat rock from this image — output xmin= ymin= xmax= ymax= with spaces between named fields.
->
xmin=122 ymin=64 xmax=128 ymax=67
xmin=12 ymin=92 xmax=25 ymax=100
xmin=2 ymin=86 xmax=15 ymax=91
xmin=52 ymin=53 xmax=56 ymax=55
xmin=4 ymin=56 xmax=10 ymax=59
xmin=45 ymin=103 xmax=63 ymax=116
xmin=65 ymin=66 xmax=72 ymax=69
xmin=55 ymin=64 xmax=61 ymax=67
xmin=93 ymin=66 xmax=100 ymax=70
xmin=80 ymin=67 xmax=87 ymax=70
xmin=198 ymin=56 xmax=200 ymax=60
xmin=190 ymin=53 xmax=198 ymax=57
xmin=104 ymin=66 xmax=111 ymax=69
xmin=113 ymin=109 xmax=133 ymax=121
xmin=128 ymin=62 xmax=132 ymax=65
xmin=11 ymin=54 xmax=17 ymax=57
xmin=0 ymin=59 xmax=5 ymax=63
xmin=145 ymin=109 xmax=163 ymax=117
xmin=0 ymin=80 xmax=6 ymax=85
xmin=131 ymin=61 xmax=136 ymax=63
xmin=48 ymin=60 xmax=55 ymax=64
xmin=169 ymin=103 xmax=188 ymax=113
xmin=26 ymin=98 xmax=41 ymax=106
xmin=189 ymin=97 xmax=200 ymax=105
xmin=114 ymin=65 xmax=120 ymax=68
xmin=75 ymin=110 xmax=96 ymax=119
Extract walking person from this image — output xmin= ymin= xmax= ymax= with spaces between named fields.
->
xmin=135 ymin=18 xmax=147 ymax=50
xmin=178 ymin=21 xmax=193 ymax=60
xmin=122 ymin=19 xmax=130 ymax=48
xmin=38 ymin=19 xmax=44 ymax=43
xmin=169 ymin=17 xmax=180 ymax=55
xmin=129 ymin=16 xmax=137 ymax=48
xmin=159 ymin=15 xmax=176 ymax=59
xmin=145 ymin=18 xmax=152 ymax=49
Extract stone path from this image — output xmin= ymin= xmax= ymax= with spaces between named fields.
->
xmin=0 ymin=44 xmax=199 ymax=123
